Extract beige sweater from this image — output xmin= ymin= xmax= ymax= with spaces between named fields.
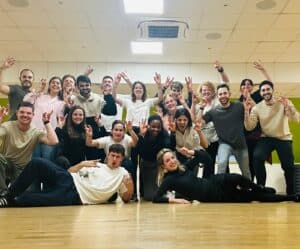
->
xmin=244 ymin=99 xmax=299 ymax=140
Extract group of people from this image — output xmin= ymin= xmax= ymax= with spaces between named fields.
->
xmin=0 ymin=56 xmax=299 ymax=207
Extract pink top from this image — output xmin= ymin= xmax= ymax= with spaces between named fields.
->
xmin=23 ymin=93 xmax=65 ymax=130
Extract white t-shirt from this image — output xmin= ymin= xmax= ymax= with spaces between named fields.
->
xmin=71 ymin=163 xmax=129 ymax=204
xmin=94 ymin=135 xmax=133 ymax=158
xmin=121 ymin=98 xmax=157 ymax=127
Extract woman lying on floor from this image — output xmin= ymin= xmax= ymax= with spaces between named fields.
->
xmin=153 ymin=148 xmax=297 ymax=204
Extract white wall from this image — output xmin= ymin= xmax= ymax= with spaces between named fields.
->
xmin=1 ymin=61 xmax=300 ymax=84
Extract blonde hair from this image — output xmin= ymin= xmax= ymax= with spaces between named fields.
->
xmin=156 ymin=148 xmax=185 ymax=186
xmin=197 ymin=81 xmax=216 ymax=98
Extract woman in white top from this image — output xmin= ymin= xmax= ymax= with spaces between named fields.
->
xmin=112 ymin=73 xmax=164 ymax=200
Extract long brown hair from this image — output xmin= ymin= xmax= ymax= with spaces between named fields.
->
xmin=156 ymin=148 xmax=185 ymax=186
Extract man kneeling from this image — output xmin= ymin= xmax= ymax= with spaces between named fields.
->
xmin=0 ymin=144 xmax=133 ymax=207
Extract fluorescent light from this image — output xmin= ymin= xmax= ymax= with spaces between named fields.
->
xmin=131 ymin=42 xmax=163 ymax=54
xmin=124 ymin=0 xmax=163 ymax=14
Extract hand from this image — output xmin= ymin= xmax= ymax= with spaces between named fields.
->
xmin=94 ymin=114 xmax=102 ymax=127
xmin=185 ymin=76 xmax=193 ymax=92
xmin=193 ymin=120 xmax=203 ymax=133
xmin=278 ymin=96 xmax=289 ymax=108
xmin=253 ymin=60 xmax=266 ymax=72
xmin=0 ymin=105 xmax=9 ymax=123
xmin=214 ymin=60 xmax=222 ymax=71
xmin=84 ymin=125 xmax=93 ymax=138
xmin=177 ymin=147 xmax=193 ymax=157
xmin=114 ymin=73 xmax=122 ymax=87
xmin=192 ymin=94 xmax=200 ymax=104
xmin=243 ymin=99 xmax=252 ymax=113
xmin=58 ymin=114 xmax=67 ymax=128
xmin=164 ymin=76 xmax=174 ymax=89
xmin=120 ymin=72 xmax=131 ymax=84
xmin=0 ymin=56 xmax=16 ymax=70
xmin=139 ymin=119 xmax=148 ymax=136
xmin=170 ymin=198 xmax=191 ymax=204
xmin=84 ymin=65 xmax=94 ymax=76
xmin=154 ymin=72 xmax=162 ymax=88
xmin=42 ymin=110 xmax=53 ymax=123
xmin=168 ymin=117 xmax=176 ymax=132
xmin=37 ymin=78 xmax=47 ymax=94
xmin=125 ymin=120 xmax=133 ymax=132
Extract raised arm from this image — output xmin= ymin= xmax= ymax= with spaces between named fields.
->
xmin=153 ymin=72 xmax=164 ymax=105
xmin=68 ymin=160 xmax=98 ymax=173
xmin=214 ymin=60 xmax=230 ymax=83
xmin=112 ymin=73 xmax=123 ymax=105
xmin=39 ymin=111 xmax=59 ymax=145
xmin=0 ymin=56 xmax=16 ymax=95
xmin=85 ymin=125 xmax=99 ymax=147
xmin=253 ymin=60 xmax=272 ymax=81
xmin=126 ymin=120 xmax=138 ymax=147
xmin=120 ymin=72 xmax=132 ymax=88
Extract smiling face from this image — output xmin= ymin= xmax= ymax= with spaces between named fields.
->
xmin=63 ymin=76 xmax=75 ymax=92
xmin=49 ymin=78 xmax=62 ymax=96
xmin=162 ymin=151 xmax=178 ymax=172
xmin=149 ymin=119 xmax=162 ymax=137
xmin=101 ymin=77 xmax=113 ymax=95
xmin=78 ymin=81 xmax=91 ymax=97
xmin=217 ymin=87 xmax=231 ymax=107
xmin=260 ymin=84 xmax=273 ymax=102
xmin=111 ymin=123 xmax=125 ymax=142
xmin=71 ymin=108 xmax=85 ymax=125
xmin=133 ymin=83 xmax=144 ymax=100
xmin=163 ymin=95 xmax=177 ymax=112
xmin=200 ymin=85 xmax=214 ymax=102
xmin=16 ymin=106 xmax=34 ymax=126
xmin=20 ymin=70 xmax=34 ymax=90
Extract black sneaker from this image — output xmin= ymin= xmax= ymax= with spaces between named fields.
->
xmin=261 ymin=186 xmax=276 ymax=194
xmin=0 ymin=197 xmax=9 ymax=207
xmin=131 ymin=193 xmax=139 ymax=202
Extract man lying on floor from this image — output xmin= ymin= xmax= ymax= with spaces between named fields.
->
xmin=0 ymin=144 xmax=133 ymax=207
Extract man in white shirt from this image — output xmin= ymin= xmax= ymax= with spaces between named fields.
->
xmin=0 ymin=144 xmax=133 ymax=207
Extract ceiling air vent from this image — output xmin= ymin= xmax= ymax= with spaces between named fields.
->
xmin=137 ymin=19 xmax=189 ymax=39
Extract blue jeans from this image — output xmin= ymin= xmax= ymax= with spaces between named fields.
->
xmin=33 ymin=143 xmax=55 ymax=161
xmin=7 ymin=158 xmax=81 ymax=207
xmin=217 ymin=143 xmax=251 ymax=179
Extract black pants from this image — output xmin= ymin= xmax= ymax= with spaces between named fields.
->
xmin=7 ymin=158 xmax=81 ymax=207
xmin=203 ymin=174 xmax=295 ymax=202
xmin=253 ymin=137 xmax=294 ymax=194
xmin=177 ymin=149 xmax=214 ymax=178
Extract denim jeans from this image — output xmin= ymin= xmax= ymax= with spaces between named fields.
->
xmin=217 ymin=143 xmax=251 ymax=179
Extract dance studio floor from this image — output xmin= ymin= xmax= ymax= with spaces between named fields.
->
xmin=1 ymin=201 xmax=300 ymax=249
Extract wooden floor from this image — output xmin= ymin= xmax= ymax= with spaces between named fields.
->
xmin=1 ymin=201 xmax=300 ymax=249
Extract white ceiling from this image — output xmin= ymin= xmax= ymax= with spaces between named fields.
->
xmin=0 ymin=0 xmax=300 ymax=63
